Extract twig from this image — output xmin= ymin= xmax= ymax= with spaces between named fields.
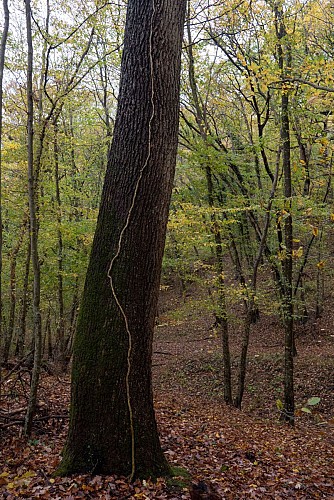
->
xmin=0 ymin=351 xmax=33 ymax=386
xmin=33 ymin=414 xmax=69 ymax=422
xmin=0 ymin=413 xmax=69 ymax=430
xmin=0 ymin=407 xmax=26 ymax=417
xmin=0 ymin=419 xmax=24 ymax=429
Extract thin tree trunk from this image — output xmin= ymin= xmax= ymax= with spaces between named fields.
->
xmin=205 ymin=167 xmax=232 ymax=405
xmin=66 ymin=276 xmax=79 ymax=358
xmin=293 ymin=118 xmax=310 ymax=196
xmin=15 ymin=237 xmax=31 ymax=357
xmin=24 ymin=0 xmax=42 ymax=436
xmin=186 ymin=4 xmax=232 ymax=404
xmin=275 ymin=4 xmax=294 ymax=425
xmin=0 ymin=0 xmax=9 ymax=396
xmin=315 ymin=231 xmax=324 ymax=318
xmin=3 ymin=216 xmax=28 ymax=363
xmin=168 ymin=232 xmax=187 ymax=299
xmin=53 ymin=118 xmax=66 ymax=367
xmin=234 ymin=306 xmax=251 ymax=409
xmin=43 ymin=307 xmax=52 ymax=360
xmin=234 ymin=150 xmax=280 ymax=409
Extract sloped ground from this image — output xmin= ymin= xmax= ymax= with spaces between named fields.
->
xmin=0 ymin=283 xmax=333 ymax=499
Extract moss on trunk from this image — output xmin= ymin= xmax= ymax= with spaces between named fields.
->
xmin=57 ymin=0 xmax=186 ymax=479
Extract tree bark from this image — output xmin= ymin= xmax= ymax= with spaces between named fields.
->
xmin=275 ymin=3 xmax=295 ymax=425
xmin=185 ymin=5 xmax=232 ymax=405
xmin=58 ymin=0 xmax=186 ymax=479
xmin=53 ymin=118 xmax=66 ymax=367
xmin=15 ymin=237 xmax=31 ymax=357
xmin=0 ymin=0 xmax=9 ymax=390
xmin=24 ymin=0 xmax=43 ymax=436
xmin=3 ymin=216 xmax=28 ymax=363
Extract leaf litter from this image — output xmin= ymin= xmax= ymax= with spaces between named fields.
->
xmin=1 ymin=287 xmax=334 ymax=498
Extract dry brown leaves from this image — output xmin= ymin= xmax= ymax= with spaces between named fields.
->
xmin=1 ymin=297 xmax=334 ymax=498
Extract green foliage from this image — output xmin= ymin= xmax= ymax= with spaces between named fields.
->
xmin=2 ymin=0 xmax=334 ymax=371
xmin=301 ymin=397 xmax=321 ymax=414
xmin=0 ymin=0 xmax=124 ymax=356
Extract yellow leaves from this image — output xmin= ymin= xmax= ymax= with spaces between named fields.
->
xmin=236 ymin=51 xmax=247 ymax=66
xmin=276 ymin=209 xmax=289 ymax=224
xmin=276 ymin=399 xmax=284 ymax=410
xmin=317 ymin=260 xmax=325 ymax=270
xmin=249 ymin=61 xmax=259 ymax=73
xmin=81 ymin=483 xmax=95 ymax=492
xmin=330 ymin=213 xmax=334 ymax=222
xmin=3 ymin=139 xmax=21 ymax=152
xmin=277 ymin=250 xmax=286 ymax=261
xmin=18 ymin=470 xmax=36 ymax=480
xmin=282 ymin=82 xmax=294 ymax=93
xmin=134 ymin=493 xmax=150 ymax=499
xmin=292 ymin=246 xmax=303 ymax=259
xmin=311 ymin=226 xmax=318 ymax=237
xmin=1 ymin=470 xmax=36 ymax=490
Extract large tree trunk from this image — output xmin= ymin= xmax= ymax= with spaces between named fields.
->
xmin=58 ymin=0 xmax=186 ymax=479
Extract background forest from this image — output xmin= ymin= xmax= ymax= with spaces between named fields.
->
xmin=0 ymin=0 xmax=334 ymax=497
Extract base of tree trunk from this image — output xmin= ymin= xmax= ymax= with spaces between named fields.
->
xmin=55 ymin=455 xmax=172 ymax=481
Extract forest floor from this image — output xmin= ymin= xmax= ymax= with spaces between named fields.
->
xmin=1 ymin=281 xmax=334 ymax=499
